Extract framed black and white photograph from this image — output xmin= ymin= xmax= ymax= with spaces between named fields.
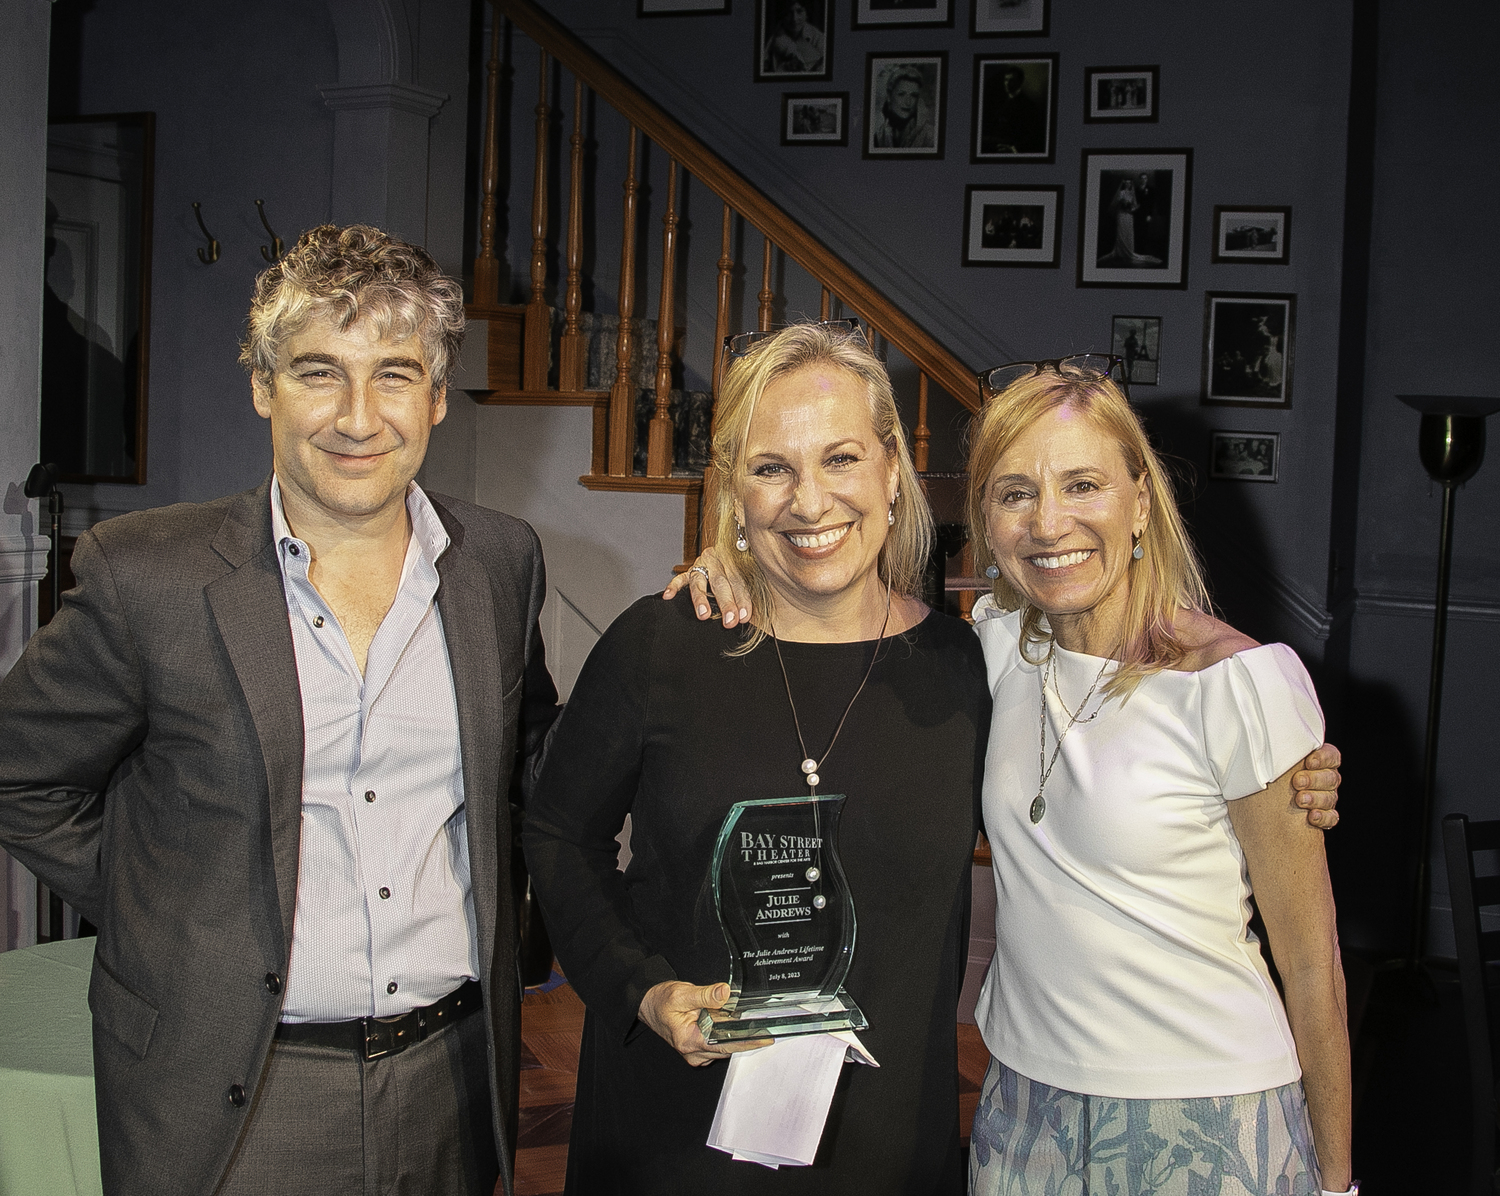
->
xmin=1077 ymin=149 xmax=1192 ymax=289
xmin=1209 ymin=431 xmax=1280 ymax=482
xmin=1111 ymin=315 xmax=1161 ymax=385
xmin=971 ymin=54 xmax=1057 ymax=163
xmin=781 ymin=92 xmax=849 ymax=144
xmin=1212 ymin=206 xmax=1292 ymax=264
xmin=43 ymin=113 xmax=155 ymax=484
xmin=971 ymin=0 xmax=1048 ymax=36
xmin=864 ymin=53 xmax=946 ymax=159
xmin=639 ymin=0 xmax=729 ymax=14
xmin=1084 ymin=66 xmax=1158 ymax=123
xmin=963 ymin=184 xmax=1062 ymax=266
xmin=852 ymin=0 xmax=951 ymax=29
xmin=756 ymin=0 xmax=832 ymax=82
xmin=1202 ymin=292 xmax=1296 ymax=407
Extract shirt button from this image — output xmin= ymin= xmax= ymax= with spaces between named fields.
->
xmin=378 ymin=887 xmax=391 ymax=900
xmin=313 ymin=616 xmax=324 ymax=628
xmin=264 ymin=972 xmax=282 ymax=994
xmin=387 ymin=981 xmax=398 ymax=995
xmin=365 ymin=791 xmax=376 ymax=803
xmin=228 ymin=1084 xmax=246 ymax=1107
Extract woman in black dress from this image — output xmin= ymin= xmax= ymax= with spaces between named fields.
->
xmin=522 ymin=322 xmax=990 ymax=1193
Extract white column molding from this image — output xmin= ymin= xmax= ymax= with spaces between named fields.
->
xmin=0 ymin=535 xmax=46 ymax=953
xmin=319 ymin=80 xmax=448 ymax=244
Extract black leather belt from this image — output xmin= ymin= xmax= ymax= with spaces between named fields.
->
xmin=275 ymin=978 xmax=483 ymax=1061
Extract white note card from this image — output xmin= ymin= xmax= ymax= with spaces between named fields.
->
xmin=706 ymin=1030 xmax=878 ymax=1169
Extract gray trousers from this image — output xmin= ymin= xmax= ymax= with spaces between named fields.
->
xmin=217 ymin=1008 xmax=500 ymax=1195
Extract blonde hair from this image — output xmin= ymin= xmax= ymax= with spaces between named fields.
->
xmin=965 ymin=369 xmax=1209 ymax=696
xmin=709 ymin=323 xmax=932 ymax=652
xmin=239 ymin=224 xmax=466 ymax=391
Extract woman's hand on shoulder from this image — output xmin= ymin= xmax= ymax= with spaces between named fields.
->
xmin=661 ymin=547 xmax=753 ymax=628
xmin=638 ymin=981 xmax=770 ymax=1065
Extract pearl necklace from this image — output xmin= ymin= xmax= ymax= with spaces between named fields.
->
xmin=1031 ymin=651 xmax=1110 ymax=824
xmin=771 ymin=583 xmax=893 ymax=795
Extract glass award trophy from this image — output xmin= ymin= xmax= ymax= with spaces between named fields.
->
xmin=698 ymin=794 xmax=867 ymax=1044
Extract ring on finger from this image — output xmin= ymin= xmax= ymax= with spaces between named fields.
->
xmin=687 ymin=565 xmax=711 ymax=584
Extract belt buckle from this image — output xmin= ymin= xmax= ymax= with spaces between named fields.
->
xmin=362 ymin=1010 xmax=423 ymax=1061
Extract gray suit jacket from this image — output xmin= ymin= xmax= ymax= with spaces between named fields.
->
xmin=0 ymin=479 xmax=560 ymax=1195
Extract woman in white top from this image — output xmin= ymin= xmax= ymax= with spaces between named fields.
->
xmin=964 ymin=358 xmax=1352 ymax=1195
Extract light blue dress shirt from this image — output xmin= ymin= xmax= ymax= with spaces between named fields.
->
xmin=270 ymin=478 xmax=478 ymax=1022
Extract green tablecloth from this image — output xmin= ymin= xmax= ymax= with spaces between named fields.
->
xmin=0 ymin=938 xmax=101 ymax=1196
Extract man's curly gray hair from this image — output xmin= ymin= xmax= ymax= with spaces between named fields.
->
xmin=239 ymin=224 xmax=466 ymax=391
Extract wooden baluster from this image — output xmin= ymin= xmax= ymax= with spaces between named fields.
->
xmin=701 ymin=201 xmax=736 ymax=549
xmin=914 ymin=372 xmax=931 ymax=473
xmin=608 ymin=127 xmax=639 ymax=477
xmin=523 ymin=49 xmax=551 ymax=391
xmin=559 ymin=76 xmax=586 ymax=391
xmin=758 ymin=234 xmax=775 ymax=332
xmin=712 ymin=202 xmax=734 ymax=406
xmin=958 ymin=541 xmax=976 ymax=620
xmin=472 ymin=12 xmax=503 ymax=307
xmin=646 ymin=160 xmax=679 ymax=478
xmin=821 ymin=287 xmax=832 ymax=322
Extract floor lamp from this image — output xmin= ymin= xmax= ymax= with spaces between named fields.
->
xmin=1398 ymin=394 xmax=1500 ymax=969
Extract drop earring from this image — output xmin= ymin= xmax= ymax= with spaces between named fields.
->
xmin=736 ymin=521 xmax=749 ymax=552
xmin=1132 ymin=534 xmax=1144 ymax=561
xmin=985 ymin=564 xmax=1000 ymax=579
xmin=888 ymin=490 xmax=898 ymax=526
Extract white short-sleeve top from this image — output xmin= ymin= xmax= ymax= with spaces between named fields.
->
xmin=971 ymin=599 xmax=1324 ymax=1099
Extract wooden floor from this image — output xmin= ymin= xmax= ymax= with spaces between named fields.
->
xmin=509 ymin=975 xmax=991 ymax=1195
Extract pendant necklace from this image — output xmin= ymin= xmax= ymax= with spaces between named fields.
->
xmin=1031 ymin=650 xmax=1111 ymax=824
xmin=771 ymin=582 xmax=893 ymax=795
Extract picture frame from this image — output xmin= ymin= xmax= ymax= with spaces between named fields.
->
xmin=1077 ymin=149 xmax=1192 ymax=289
xmin=638 ymin=0 xmax=729 ymax=14
xmin=864 ymin=53 xmax=947 ymax=159
xmin=1211 ymin=206 xmax=1292 ymax=264
xmin=42 ymin=112 xmax=155 ymax=484
xmin=1201 ymin=292 xmax=1296 ymax=407
xmin=781 ymin=92 xmax=849 ymax=145
xmin=1209 ymin=430 xmax=1280 ymax=482
xmin=756 ymin=0 xmax=833 ymax=83
xmin=963 ymin=184 xmax=1062 ymax=267
xmin=851 ymin=0 xmax=951 ymax=29
xmin=971 ymin=0 xmax=1049 ymax=36
xmin=1110 ymin=315 xmax=1161 ymax=385
xmin=971 ymin=54 xmax=1057 ymax=164
xmin=1084 ymin=66 xmax=1158 ymax=123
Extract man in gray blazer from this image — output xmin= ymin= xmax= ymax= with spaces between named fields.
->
xmin=0 ymin=225 xmax=559 ymax=1195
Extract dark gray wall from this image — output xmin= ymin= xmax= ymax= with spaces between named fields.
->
xmin=1332 ymin=0 xmax=1500 ymax=956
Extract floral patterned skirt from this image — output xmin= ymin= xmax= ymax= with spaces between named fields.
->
xmin=969 ymin=1058 xmax=1321 ymax=1196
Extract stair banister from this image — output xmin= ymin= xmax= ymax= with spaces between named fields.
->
xmin=494 ymin=0 xmax=981 ymax=413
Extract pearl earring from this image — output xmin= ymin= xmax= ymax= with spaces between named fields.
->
xmin=985 ymin=564 xmax=1000 ymax=579
xmin=1132 ymin=535 xmax=1144 ymax=561
xmin=735 ymin=522 xmax=749 ymax=552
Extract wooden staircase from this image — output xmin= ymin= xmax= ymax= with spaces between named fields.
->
xmin=461 ymin=0 xmax=983 ymax=571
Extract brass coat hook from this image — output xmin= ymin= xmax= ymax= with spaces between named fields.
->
xmin=255 ymin=199 xmax=284 ymax=262
xmin=192 ymin=202 xmax=220 ymax=264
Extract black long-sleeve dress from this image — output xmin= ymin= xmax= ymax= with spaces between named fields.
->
xmin=522 ymin=593 xmax=990 ymax=1194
